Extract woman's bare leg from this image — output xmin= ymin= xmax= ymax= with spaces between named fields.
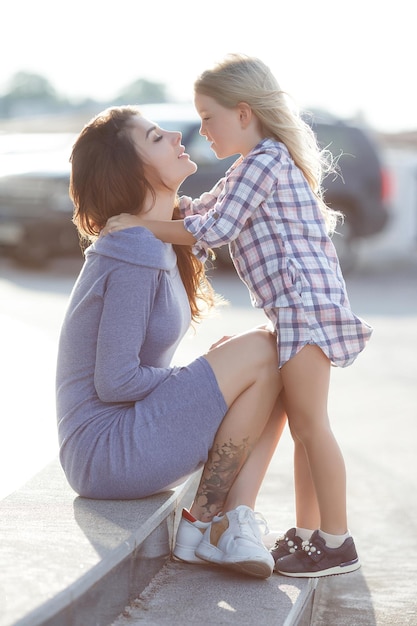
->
xmin=189 ymin=328 xmax=283 ymax=523
xmin=222 ymin=396 xmax=287 ymax=512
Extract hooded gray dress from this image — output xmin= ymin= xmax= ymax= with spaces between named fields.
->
xmin=56 ymin=227 xmax=227 ymax=499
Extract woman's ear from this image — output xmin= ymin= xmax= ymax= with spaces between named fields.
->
xmin=237 ymin=102 xmax=253 ymax=129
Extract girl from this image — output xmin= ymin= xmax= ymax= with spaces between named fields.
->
xmin=104 ymin=55 xmax=373 ymax=578
xmin=57 ymin=105 xmax=288 ymax=580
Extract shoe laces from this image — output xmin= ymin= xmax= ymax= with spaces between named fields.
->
xmin=236 ymin=507 xmax=269 ymax=542
xmin=253 ymin=511 xmax=270 ymax=537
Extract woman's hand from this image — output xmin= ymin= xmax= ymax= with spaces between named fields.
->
xmin=208 ymin=335 xmax=235 ymax=351
xmin=101 ymin=213 xmax=142 ymax=236
xmin=207 ymin=326 xmax=276 ymax=354
xmin=256 ymin=323 xmax=276 ymax=337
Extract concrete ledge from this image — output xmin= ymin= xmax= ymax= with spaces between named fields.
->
xmin=110 ymin=560 xmax=318 ymax=625
xmin=0 ymin=458 xmax=199 ymax=626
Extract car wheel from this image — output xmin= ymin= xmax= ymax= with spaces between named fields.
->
xmin=12 ymin=226 xmax=51 ymax=268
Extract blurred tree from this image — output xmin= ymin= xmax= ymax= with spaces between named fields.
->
xmin=116 ymin=78 xmax=168 ymax=104
xmin=0 ymin=72 xmax=170 ymax=120
xmin=0 ymin=71 xmax=66 ymax=117
xmin=7 ymin=72 xmax=58 ymax=100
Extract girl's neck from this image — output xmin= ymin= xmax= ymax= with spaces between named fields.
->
xmin=240 ymin=129 xmax=264 ymax=157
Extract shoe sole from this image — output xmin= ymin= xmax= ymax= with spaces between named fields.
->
xmin=197 ymin=545 xmax=273 ymax=578
xmin=173 ymin=544 xmax=207 ymax=564
xmin=172 ymin=553 xmax=207 ymax=564
xmin=276 ymin=558 xmax=361 ymax=578
xmin=224 ymin=558 xmax=273 ymax=579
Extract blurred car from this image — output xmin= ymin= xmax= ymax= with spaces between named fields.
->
xmin=307 ymin=110 xmax=391 ymax=271
xmin=0 ymin=106 xmax=390 ymax=270
xmin=0 ymin=134 xmax=77 ymax=266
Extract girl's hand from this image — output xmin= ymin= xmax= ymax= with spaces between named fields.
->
xmin=101 ymin=213 xmax=142 ymax=236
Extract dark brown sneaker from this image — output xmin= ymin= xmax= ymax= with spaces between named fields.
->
xmin=270 ymin=528 xmax=303 ymax=564
xmin=275 ymin=530 xmax=360 ymax=578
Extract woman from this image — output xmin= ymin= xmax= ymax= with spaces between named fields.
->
xmin=56 ymin=105 xmax=286 ymax=579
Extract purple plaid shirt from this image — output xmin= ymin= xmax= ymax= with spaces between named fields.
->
xmin=180 ymin=138 xmax=372 ymax=367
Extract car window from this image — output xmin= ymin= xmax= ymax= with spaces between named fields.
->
xmin=314 ymin=124 xmax=369 ymax=159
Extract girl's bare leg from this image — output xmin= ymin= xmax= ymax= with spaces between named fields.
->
xmin=279 ymin=388 xmax=320 ymax=531
xmin=189 ymin=328 xmax=283 ymax=523
xmin=292 ymin=435 xmax=321 ymax=530
xmin=282 ymin=345 xmax=348 ymax=535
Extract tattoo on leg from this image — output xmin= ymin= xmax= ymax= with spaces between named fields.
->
xmin=196 ymin=437 xmax=252 ymax=521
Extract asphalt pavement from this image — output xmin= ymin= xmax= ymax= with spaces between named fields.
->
xmin=1 ymin=252 xmax=416 ymax=624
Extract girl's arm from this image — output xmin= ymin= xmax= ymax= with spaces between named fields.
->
xmin=103 ymin=213 xmax=196 ymax=245
xmin=142 ymin=219 xmax=196 ymax=245
xmin=179 ymin=176 xmax=227 ymax=217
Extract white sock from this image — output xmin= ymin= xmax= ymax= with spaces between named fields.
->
xmin=318 ymin=529 xmax=350 ymax=548
xmin=296 ymin=527 xmax=314 ymax=541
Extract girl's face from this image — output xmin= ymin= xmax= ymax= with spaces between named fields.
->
xmin=129 ymin=115 xmax=197 ymax=190
xmin=194 ymin=93 xmax=244 ymax=159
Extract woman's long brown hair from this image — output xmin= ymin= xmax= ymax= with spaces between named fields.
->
xmin=70 ymin=105 xmax=216 ymax=322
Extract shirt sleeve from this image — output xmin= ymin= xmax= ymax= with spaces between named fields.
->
xmin=94 ymin=263 xmax=173 ymax=402
xmin=178 ymin=176 xmax=226 ymax=217
xmin=183 ymin=153 xmax=278 ymax=259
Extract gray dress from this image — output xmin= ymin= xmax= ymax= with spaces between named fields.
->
xmin=56 ymin=227 xmax=227 ymax=499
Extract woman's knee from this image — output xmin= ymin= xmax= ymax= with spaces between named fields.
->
xmin=235 ymin=329 xmax=281 ymax=387
xmin=244 ymin=328 xmax=278 ymax=367
xmin=208 ymin=327 xmax=277 ymax=368
xmin=204 ymin=327 xmax=280 ymax=404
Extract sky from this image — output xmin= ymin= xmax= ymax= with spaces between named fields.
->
xmin=1 ymin=0 xmax=415 ymax=133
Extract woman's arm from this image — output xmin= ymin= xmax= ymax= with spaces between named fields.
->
xmin=94 ymin=263 xmax=174 ymax=402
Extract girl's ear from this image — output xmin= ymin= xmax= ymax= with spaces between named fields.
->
xmin=237 ymin=102 xmax=253 ymax=128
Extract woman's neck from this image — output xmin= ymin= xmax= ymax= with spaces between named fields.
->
xmin=141 ymin=189 xmax=177 ymax=222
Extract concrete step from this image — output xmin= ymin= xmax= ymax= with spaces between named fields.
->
xmin=0 ymin=458 xmax=199 ymax=626
xmin=110 ymin=560 xmax=317 ymax=626
xmin=0 ymin=456 xmax=316 ymax=626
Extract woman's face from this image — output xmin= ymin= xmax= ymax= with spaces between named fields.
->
xmin=129 ymin=115 xmax=197 ymax=190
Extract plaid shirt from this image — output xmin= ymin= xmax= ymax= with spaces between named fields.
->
xmin=180 ymin=138 xmax=372 ymax=367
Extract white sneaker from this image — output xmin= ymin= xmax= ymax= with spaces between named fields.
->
xmin=195 ymin=505 xmax=274 ymax=578
xmin=173 ymin=509 xmax=210 ymax=564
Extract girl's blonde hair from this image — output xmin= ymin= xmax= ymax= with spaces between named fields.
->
xmin=194 ymin=53 xmax=341 ymax=233
xmin=70 ymin=105 xmax=216 ymax=322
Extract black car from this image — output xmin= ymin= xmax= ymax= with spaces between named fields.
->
xmin=308 ymin=111 xmax=391 ymax=271
xmin=0 ymin=106 xmax=390 ymax=270
xmin=0 ymin=134 xmax=76 ymax=266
